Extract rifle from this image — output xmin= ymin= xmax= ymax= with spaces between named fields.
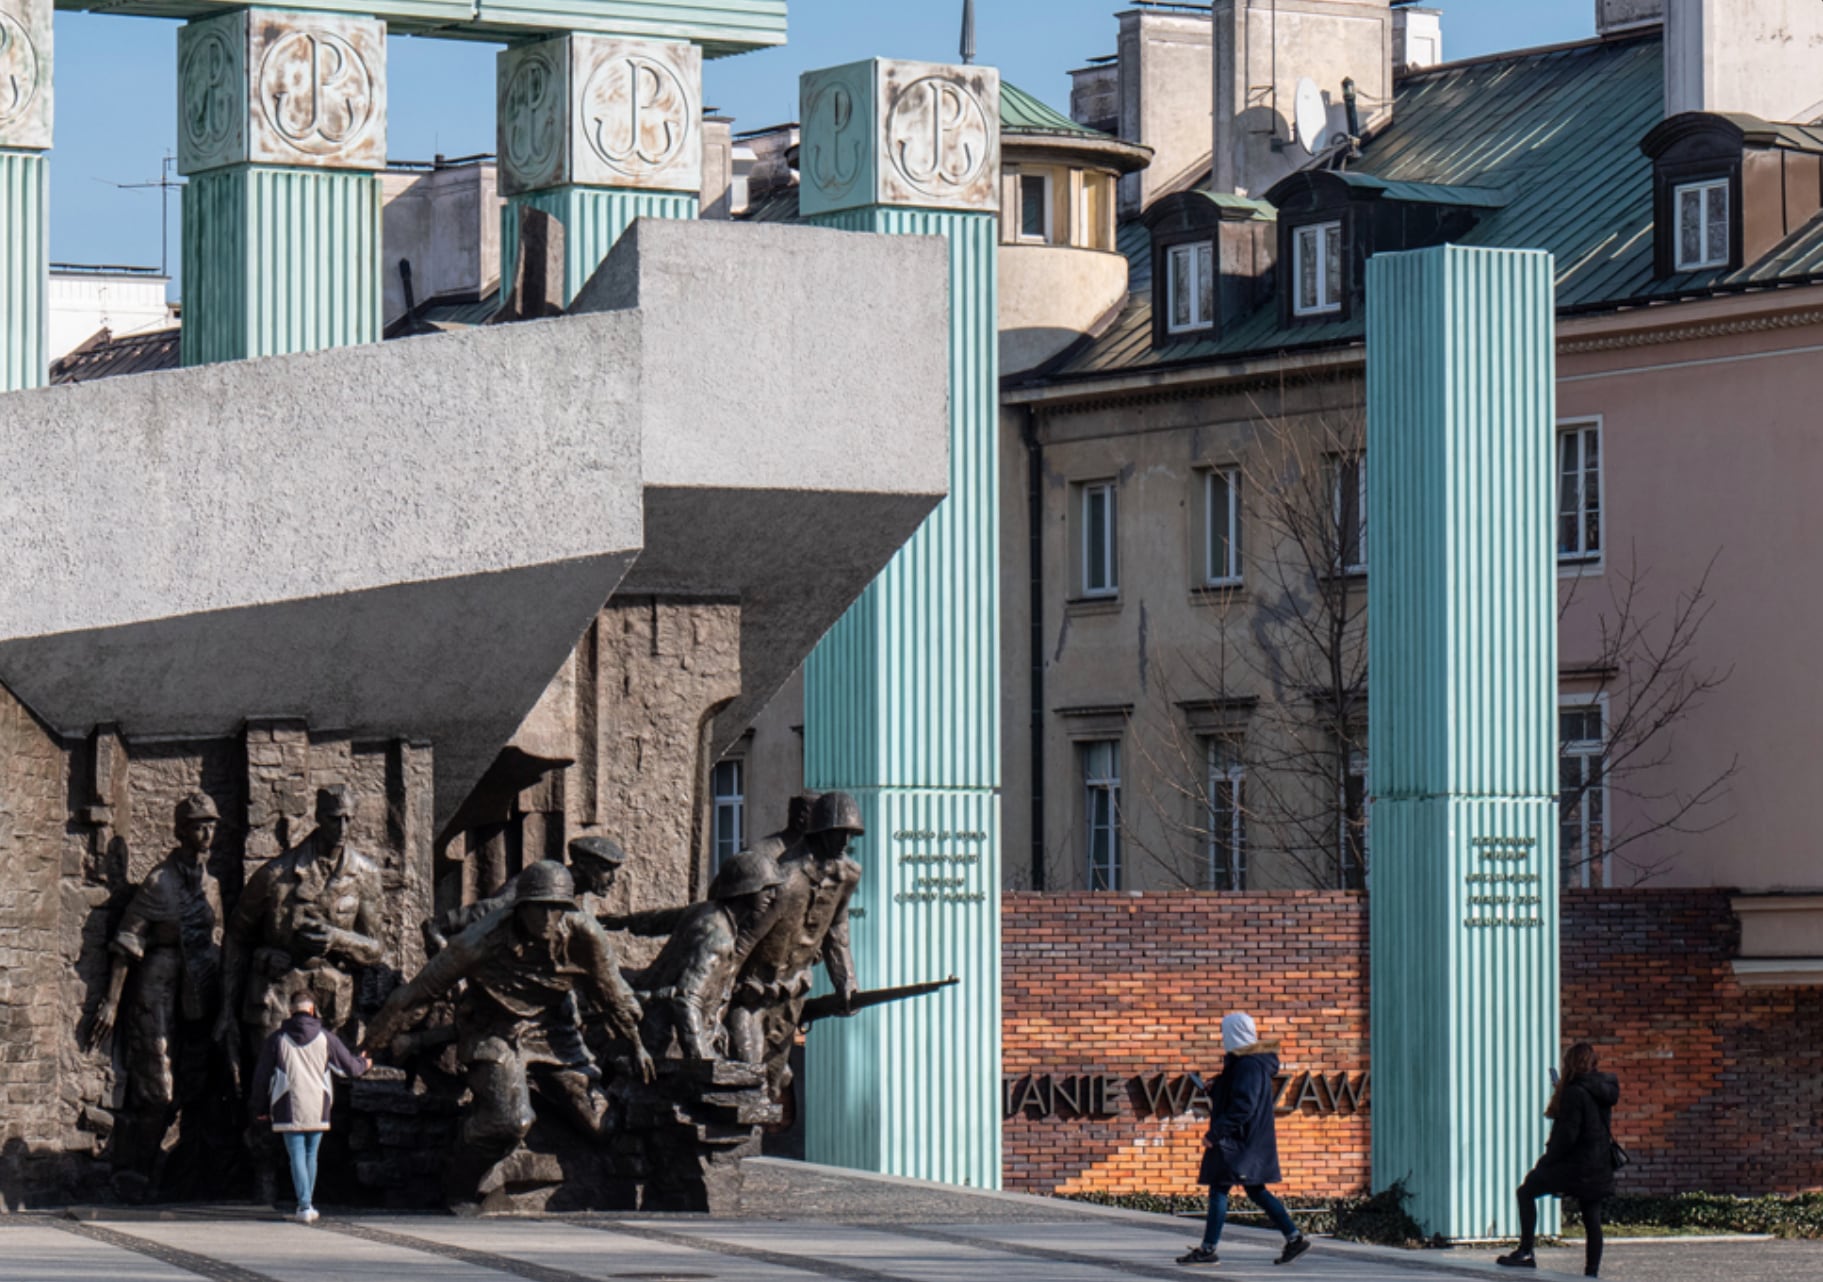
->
xmin=798 ymin=976 xmax=959 ymax=1028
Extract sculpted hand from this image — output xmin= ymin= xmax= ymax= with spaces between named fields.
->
xmin=296 ymin=918 xmax=335 ymax=956
xmin=634 ymin=1047 xmax=658 ymax=1085
xmin=87 ymin=1001 xmax=118 ymax=1053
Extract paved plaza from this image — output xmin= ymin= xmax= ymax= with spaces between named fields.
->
xmin=3 ymin=1161 xmax=1817 ymax=1282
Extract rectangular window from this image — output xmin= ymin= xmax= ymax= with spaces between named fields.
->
xmin=1083 ymin=740 xmax=1122 ymax=891
xmin=1206 ymin=740 xmax=1245 ymax=890
xmin=1557 ymin=421 xmax=1601 ymax=563
xmin=1294 ymin=220 xmax=1344 ymax=316
xmin=1560 ymin=699 xmax=1608 ymax=889
xmin=1203 ymin=467 xmax=1242 ymax=586
xmin=711 ymin=759 xmax=745 ymax=872
xmin=1082 ymin=481 xmax=1118 ymax=597
xmin=1019 ymin=173 xmax=1053 ymax=243
xmin=1341 ymin=746 xmax=1369 ymax=890
xmin=1674 ymin=178 xmax=1730 ymax=271
xmin=1333 ymin=453 xmax=1367 ymax=573
xmin=1166 ymin=241 xmax=1216 ymax=334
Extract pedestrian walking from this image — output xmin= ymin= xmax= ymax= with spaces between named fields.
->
xmin=1177 ymin=1013 xmax=1311 ymax=1267
xmin=250 ymin=990 xmax=370 ymax=1223
xmin=1496 ymin=1042 xmax=1621 ymax=1277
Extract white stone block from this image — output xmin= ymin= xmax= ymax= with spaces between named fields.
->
xmin=177 ymin=8 xmax=387 ymax=176
xmin=0 ymin=0 xmax=51 ymax=151
xmin=496 ymin=34 xmax=703 ymax=198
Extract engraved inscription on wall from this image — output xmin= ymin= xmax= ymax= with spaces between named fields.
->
xmin=1463 ymin=835 xmax=1544 ymax=929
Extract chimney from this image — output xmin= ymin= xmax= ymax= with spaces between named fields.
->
xmin=1665 ymin=0 xmax=1823 ymax=123
xmin=1595 ymin=0 xmax=1664 ymax=35
xmin=1070 ymin=56 xmax=1120 ymax=135
xmin=701 ymin=116 xmax=736 ymax=220
xmin=1213 ymin=1 xmax=1396 ymax=198
xmin=1116 ymin=5 xmax=1215 ymax=214
xmin=380 ymin=159 xmax=500 ymax=326
xmin=1393 ymin=7 xmax=1443 ymax=74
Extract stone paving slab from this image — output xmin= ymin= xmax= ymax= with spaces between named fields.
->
xmin=359 ymin=1217 xmax=824 ymax=1281
xmin=93 ymin=1219 xmax=520 ymax=1282
xmin=1533 ymin=1238 xmax=1823 ymax=1282
xmin=0 ymin=1222 xmax=200 ymax=1282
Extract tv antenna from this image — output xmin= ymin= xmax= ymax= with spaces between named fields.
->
xmin=103 ymin=152 xmax=182 ymax=278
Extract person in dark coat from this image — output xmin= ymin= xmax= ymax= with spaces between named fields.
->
xmin=1497 ymin=1042 xmax=1621 ymax=1277
xmin=250 ymin=991 xmax=369 ymax=1222
xmin=1177 ymin=1013 xmax=1310 ymax=1267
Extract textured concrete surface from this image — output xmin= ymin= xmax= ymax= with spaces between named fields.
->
xmin=0 ymin=217 xmax=950 ymax=826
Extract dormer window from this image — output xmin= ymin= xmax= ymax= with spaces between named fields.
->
xmin=1674 ymin=178 xmax=1729 ymax=271
xmin=1018 ymin=173 xmax=1054 ymax=244
xmin=1293 ymin=221 xmax=1344 ymax=317
xmin=1166 ymin=242 xmax=1215 ymax=334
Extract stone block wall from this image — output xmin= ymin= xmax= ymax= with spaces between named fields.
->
xmin=1003 ymin=889 xmax=1823 ymax=1199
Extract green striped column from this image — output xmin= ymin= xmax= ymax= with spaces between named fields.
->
xmin=178 ymin=9 xmax=387 ymax=365
xmin=1366 ymin=245 xmax=1560 ymax=1240
xmin=497 ymin=35 xmax=702 ymax=305
xmin=1 ymin=0 xmax=51 ymax=392
xmin=798 ymin=59 xmax=1003 ymax=1189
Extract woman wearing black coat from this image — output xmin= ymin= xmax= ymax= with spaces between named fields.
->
xmin=1176 ymin=1013 xmax=1310 ymax=1267
xmin=1497 ymin=1042 xmax=1621 ymax=1277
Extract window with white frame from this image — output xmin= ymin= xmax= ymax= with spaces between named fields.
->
xmin=1333 ymin=453 xmax=1367 ymax=573
xmin=711 ymin=759 xmax=745 ymax=872
xmin=1674 ymin=178 xmax=1730 ymax=271
xmin=1340 ymin=744 xmax=1369 ymax=890
xmin=1206 ymin=739 xmax=1245 ymax=890
xmin=1081 ymin=481 xmax=1118 ymax=597
xmin=1293 ymin=220 xmax=1344 ymax=316
xmin=1018 ymin=172 xmax=1053 ymax=244
xmin=1560 ymin=699 xmax=1608 ymax=888
xmin=1166 ymin=241 xmax=1216 ymax=334
xmin=1083 ymin=740 xmax=1122 ymax=891
xmin=1204 ymin=467 xmax=1242 ymax=586
xmin=1557 ymin=421 xmax=1601 ymax=563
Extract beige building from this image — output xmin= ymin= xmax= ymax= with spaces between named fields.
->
xmin=742 ymin=1 xmax=1823 ymax=977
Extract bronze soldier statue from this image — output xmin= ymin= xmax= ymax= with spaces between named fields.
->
xmin=365 ymin=861 xmax=657 ymax=1205
xmin=424 ymin=835 xmax=627 ymax=956
xmin=748 ymin=793 xmax=819 ymax=861
xmin=629 ymin=849 xmax=785 ymax=1061
xmin=89 ymin=793 xmax=226 ymax=1186
xmin=216 ymin=785 xmax=387 ymax=1050
xmin=727 ymin=791 xmax=863 ymax=1099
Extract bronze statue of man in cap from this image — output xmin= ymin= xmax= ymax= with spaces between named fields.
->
xmin=216 ymin=784 xmax=386 ymax=1049
xmin=89 ymin=792 xmax=226 ymax=1182
xmin=422 ymin=834 xmax=628 ymax=956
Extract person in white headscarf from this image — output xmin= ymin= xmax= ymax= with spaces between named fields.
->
xmin=1177 ymin=1012 xmax=1310 ymax=1268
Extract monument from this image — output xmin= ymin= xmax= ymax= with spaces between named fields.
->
xmin=1366 ymin=245 xmax=1561 ymax=1239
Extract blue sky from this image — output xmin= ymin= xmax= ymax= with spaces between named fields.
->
xmin=47 ymin=1 xmax=1594 ymax=283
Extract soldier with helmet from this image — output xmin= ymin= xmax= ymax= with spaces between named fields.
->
xmin=423 ymin=834 xmax=629 ymax=956
xmin=89 ymin=792 xmax=227 ymax=1184
xmin=629 ymin=849 xmax=786 ymax=1060
xmin=365 ymin=859 xmax=656 ymax=1203
xmin=728 ymin=791 xmax=865 ymax=1100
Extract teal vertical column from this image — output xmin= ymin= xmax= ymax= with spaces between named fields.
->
xmin=1367 ymin=246 xmax=1560 ymax=1240
xmin=798 ymin=59 xmax=1003 ymax=1188
xmin=0 ymin=0 xmax=51 ymax=392
xmin=178 ymin=9 xmax=386 ymax=365
xmin=497 ymin=36 xmax=701 ymax=305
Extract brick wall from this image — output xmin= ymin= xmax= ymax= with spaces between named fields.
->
xmin=1003 ymin=889 xmax=1823 ymax=1199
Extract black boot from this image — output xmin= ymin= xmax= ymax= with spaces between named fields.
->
xmin=1495 ymin=1247 xmax=1537 ymax=1269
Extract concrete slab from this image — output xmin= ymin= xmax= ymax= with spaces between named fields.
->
xmin=0 ymin=1222 xmax=198 ymax=1282
xmin=362 ymin=1216 xmax=825 ymax=1280
xmin=97 ymin=1219 xmax=521 ymax=1282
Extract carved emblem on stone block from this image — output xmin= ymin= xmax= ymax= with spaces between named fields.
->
xmin=497 ymin=35 xmax=702 ymax=199
xmin=177 ymin=11 xmax=386 ymax=176
xmin=0 ymin=0 xmax=51 ymax=150
xmin=799 ymin=59 xmax=1000 ymax=217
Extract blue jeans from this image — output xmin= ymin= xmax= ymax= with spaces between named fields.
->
xmin=282 ymin=1131 xmax=323 ymax=1213
xmin=1202 ymin=1184 xmax=1300 ymax=1249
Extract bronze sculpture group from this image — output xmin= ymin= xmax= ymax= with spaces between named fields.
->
xmin=87 ymin=781 xmax=900 ymax=1211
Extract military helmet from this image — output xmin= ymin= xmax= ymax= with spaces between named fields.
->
xmin=315 ymin=784 xmax=355 ymax=819
xmin=174 ymin=792 xmax=220 ymax=824
xmin=709 ymin=850 xmax=785 ymax=901
xmin=806 ymin=791 xmax=865 ymax=837
xmin=513 ymin=859 xmax=577 ymax=906
xmin=568 ymin=835 xmax=626 ymax=867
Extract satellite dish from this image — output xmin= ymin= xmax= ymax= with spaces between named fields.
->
xmin=1294 ymin=77 xmax=1327 ymax=155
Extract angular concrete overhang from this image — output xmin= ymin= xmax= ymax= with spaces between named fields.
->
xmin=0 ymin=218 xmax=948 ymax=826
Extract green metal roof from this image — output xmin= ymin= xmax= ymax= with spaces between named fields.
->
xmin=1000 ymin=82 xmax=1105 ymax=138
xmin=1031 ymin=30 xmax=1823 ymax=385
xmin=1326 ymin=172 xmax=1510 ymax=208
